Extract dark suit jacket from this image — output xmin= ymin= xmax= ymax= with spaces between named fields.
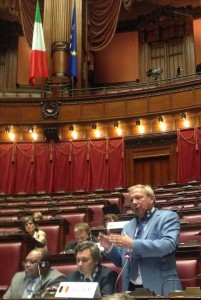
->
xmin=3 ymin=268 xmax=67 ymax=299
xmin=66 ymin=264 xmax=118 ymax=295
xmin=64 ymin=234 xmax=99 ymax=251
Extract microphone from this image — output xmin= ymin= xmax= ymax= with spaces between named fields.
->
xmin=175 ymin=205 xmax=184 ymax=214
xmin=114 ymin=252 xmax=131 ymax=292
xmin=161 ymin=273 xmax=201 ymax=296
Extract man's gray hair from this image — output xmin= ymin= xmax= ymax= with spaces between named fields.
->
xmin=128 ymin=184 xmax=155 ymax=199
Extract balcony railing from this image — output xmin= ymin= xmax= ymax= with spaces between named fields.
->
xmin=0 ymin=73 xmax=201 ymax=101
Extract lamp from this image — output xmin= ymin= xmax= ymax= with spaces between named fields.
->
xmin=114 ymin=121 xmax=119 ymax=128
xmin=69 ymin=125 xmax=74 ymax=131
xmin=92 ymin=123 xmax=97 ymax=130
xmin=136 ymin=119 xmax=141 ymax=126
xmin=181 ymin=112 xmax=186 ymax=120
xmin=158 ymin=116 xmax=163 ymax=123
xmin=29 ymin=126 xmax=34 ymax=133
xmin=5 ymin=126 xmax=10 ymax=133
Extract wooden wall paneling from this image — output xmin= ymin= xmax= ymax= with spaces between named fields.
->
xmin=125 ymin=134 xmax=178 ymax=188
xmin=82 ymin=102 xmax=104 ymax=119
xmin=148 ymin=94 xmax=171 ymax=113
xmin=104 ymin=100 xmax=125 ymax=118
xmin=1 ymin=82 xmax=201 ymax=127
xmin=171 ymin=90 xmax=195 ymax=110
xmin=126 ymin=97 xmax=149 ymax=115
xmin=134 ymin=154 xmax=170 ymax=187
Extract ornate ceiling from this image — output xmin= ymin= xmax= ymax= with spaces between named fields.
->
xmin=0 ymin=0 xmax=201 ymax=24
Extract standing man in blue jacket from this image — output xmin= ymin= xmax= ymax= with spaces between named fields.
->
xmin=99 ymin=184 xmax=182 ymax=296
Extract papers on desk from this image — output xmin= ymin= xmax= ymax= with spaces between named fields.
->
xmin=55 ymin=282 xmax=101 ymax=298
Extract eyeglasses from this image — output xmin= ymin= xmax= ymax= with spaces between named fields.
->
xmin=22 ymin=260 xmax=38 ymax=267
xmin=130 ymin=196 xmax=144 ymax=203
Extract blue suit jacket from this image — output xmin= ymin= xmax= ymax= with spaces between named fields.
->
xmin=105 ymin=209 xmax=182 ymax=296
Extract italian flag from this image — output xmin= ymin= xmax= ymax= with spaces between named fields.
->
xmin=29 ymin=0 xmax=49 ymax=86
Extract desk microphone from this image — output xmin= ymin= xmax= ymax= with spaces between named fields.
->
xmin=115 ymin=252 xmax=131 ymax=292
xmin=161 ymin=273 xmax=201 ymax=296
xmin=175 ymin=205 xmax=184 ymax=214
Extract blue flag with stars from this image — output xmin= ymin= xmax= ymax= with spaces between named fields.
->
xmin=68 ymin=1 xmax=78 ymax=80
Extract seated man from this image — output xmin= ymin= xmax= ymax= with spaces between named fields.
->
xmin=64 ymin=222 xmax=98 ymax=251
xmin=66 ymin=241 xmax=118 ymax=296
xmin=3 ymin=248 xmax=67 ymax=299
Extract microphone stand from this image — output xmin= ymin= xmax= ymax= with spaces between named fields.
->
xmin=114 ymin=253 xmax=130 ymax=292
xmin=161 ymin=273 xmax=201 ymax=296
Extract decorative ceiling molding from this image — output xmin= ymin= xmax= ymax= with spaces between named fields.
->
xmin=137 ymin=5 xmax=193 ymax=30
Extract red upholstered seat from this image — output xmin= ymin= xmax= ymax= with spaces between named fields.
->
xmin=87 ymin=204 xmax=105 ymax=227
xmin=122 ymin=193 xmax=131 ymax=205
xmin=0 ymin=242 xmax=23 ymax=293
xmin=179 ymin=230 xmax=201 ymax=243
xmin=59 ymin=213 xmax=87 ymax=243
xmin=0 ymin=227 xmax=19 ymax=234
xmin=176 ymin=259 xmax=200 ymax=289
xmin=108 ymin=197 xmax=123 ymax=212
xmin=41 ymin=225 xmax=60 ymax=254
xmin=182 ymin=214 xmax=201 ymax=223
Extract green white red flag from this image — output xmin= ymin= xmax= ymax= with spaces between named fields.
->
xmin=29 ymin=0 xmax=49 ymax=86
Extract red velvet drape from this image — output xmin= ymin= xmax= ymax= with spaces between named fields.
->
xmin=177 ymin=128 xmax=201 ymax=183
xmin=0 ymin=138 xmax=125 ymax=194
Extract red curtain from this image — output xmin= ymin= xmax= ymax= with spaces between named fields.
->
xmin=177 ymin=128 xmax=201 ymax=183
xmin=0 ymin=138 xmax=125 ymax=194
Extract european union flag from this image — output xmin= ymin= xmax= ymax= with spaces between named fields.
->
xmin=68 ymin=2 xmax=78 ymax=80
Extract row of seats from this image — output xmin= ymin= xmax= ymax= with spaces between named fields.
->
xmin=1 ymin=237 xmax=200 ymax=297
xmin=51 ymin=259 xmax=201 ymax=291
xmin=0 ymin=183 xmax=201 ymax=296
xmin=0 ymin=196 xmax=123 ymax=233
